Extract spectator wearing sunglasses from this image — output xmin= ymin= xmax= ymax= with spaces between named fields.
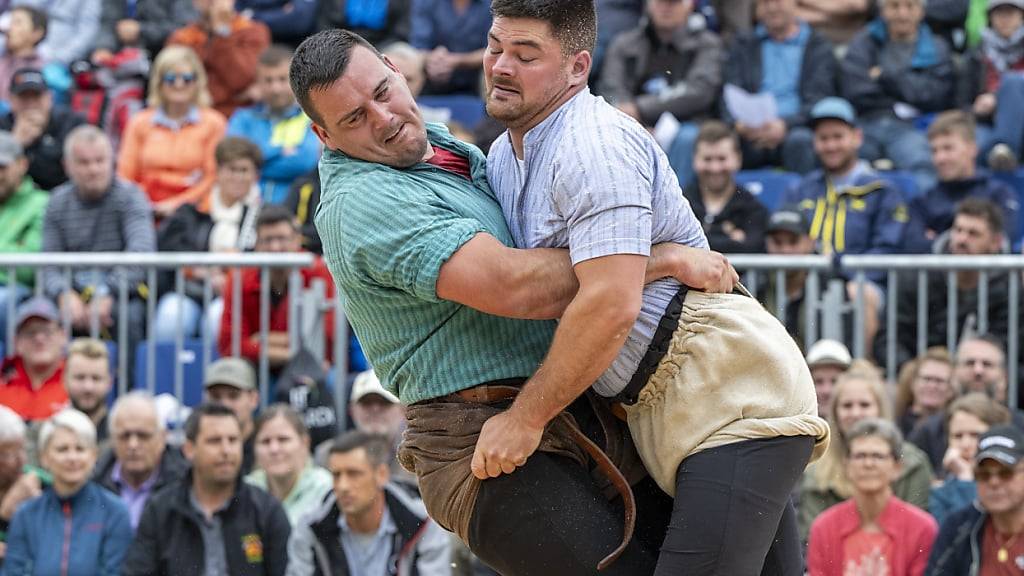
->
xmin=117 ymin=45 xmax=226 ymax=219
xmin=927 ymin=424 xmax=1024 ymax=575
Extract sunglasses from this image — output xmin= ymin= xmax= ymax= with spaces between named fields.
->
xmin=975 ymin=465 xmax=1022 ymax=483
xmin=162 ymin=72 xmax=196 ymax=86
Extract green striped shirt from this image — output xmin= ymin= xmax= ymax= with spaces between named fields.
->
xmin=316 ymin=123 xmax=555 ymax=404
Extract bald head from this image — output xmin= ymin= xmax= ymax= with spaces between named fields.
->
xmin=110 ymin=393 xmax=166 ymax=485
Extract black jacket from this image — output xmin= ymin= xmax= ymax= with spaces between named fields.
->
xmin=872 ymin=266 xmax=1019 ymax=373
xmin=722 ymin=24 xmax=839 ymax=130
xmin=681 ymin=182 xmax=768 ymax=253
xmin=923 ymin=502 xmax=985 ymax=575
xmin=122 ymin=472 xmax=291 ymax=576
xmin=156 ymin=200 xmax=260 ymax=298
xmin=92 ymin=445 xmax=189 ymax=496
xmin=0 ymin=106 xmax=86 ymax=191
xmin=842 ymin=22 xmax=955 ymax=118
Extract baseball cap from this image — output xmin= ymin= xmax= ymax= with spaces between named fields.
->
xmin=204 ymin=358 xmax=256 ymax=391
xmin=805 ymin=339 xmax=853 ymax=369
xmin=976 ymin=425 xmax=1024 ymax=467
xmin=0 ymin=132 xmax=23 ymax=165
xmin=14 ymin=297 xmax=58 ymax=332
xmin=350 ymin=369 xmax=399 ymax=404
xmin=767 ymin=208 xmax=810 ymax=236
xmin=989 ymin=0 xmax=1024 ymax=12
xmin=9 ymin=68 xmax=46 ymax=95
xmin=810 ymin=97 xmax=857 ymax=128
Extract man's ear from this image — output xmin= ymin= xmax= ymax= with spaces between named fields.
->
xmin=568 ymin=51 xmax=591 ymax=88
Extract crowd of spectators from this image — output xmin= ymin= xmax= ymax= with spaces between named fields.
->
xmin=0 ymin=0 xmax=1018 ymax=574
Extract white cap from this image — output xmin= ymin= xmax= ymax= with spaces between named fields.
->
xmin=350 ymin=369 xmax=399 ymax=404
xmin=806 ymin=339 xmax=853 ymax=369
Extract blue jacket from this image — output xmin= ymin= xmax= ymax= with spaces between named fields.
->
xmin=227 ymin=104 xmax=321 ymax=204
xmin=905 ymin=172 xmax=1020 ymax=253
xmin=237 ymin=0 xmax=318 ymax=44
xmin=929 ymin=479 xmax=977 ymax=529
xmin=785 ymin=163 xmax=908 ymax=281
xmin=924 ymin=502 xmax=985 ymax=576
xmin=2 ymin=482 xmax=132 ymax=576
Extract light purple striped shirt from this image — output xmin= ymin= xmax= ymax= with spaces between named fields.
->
xmin=487 ymin=89 xmax=708 ymax=397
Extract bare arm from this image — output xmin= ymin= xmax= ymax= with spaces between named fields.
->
xmin=438 ymin=233 xmax=737 ymax=320
xmin=471 ymin=254 xmax=647 ymax=478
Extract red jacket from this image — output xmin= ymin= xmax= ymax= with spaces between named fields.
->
xmin=218 ymin=257 xmax=335 ymax=363
xmin=0 ymin=357 xmax=66 ymax=421
xmin=807 ymin=496 xmax=937 ymax=576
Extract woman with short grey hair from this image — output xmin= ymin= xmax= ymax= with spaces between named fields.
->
xmin=3 ymin=409 xmax=132 ymax=575
xmin=807 ymin=418 xmax=939 ymax=575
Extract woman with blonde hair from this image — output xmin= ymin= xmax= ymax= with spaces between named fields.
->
xmin=798 ymin=360 xmax=934 ymax=543
xmin=118 ymin=45 xmax=226 ymax=219
xmin=894 ymin=347 xmax=956 ymax=436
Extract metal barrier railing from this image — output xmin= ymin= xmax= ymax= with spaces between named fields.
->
xmin=0 ymin=252 xmax=1020 ymax=420
xmin=732 ymin=254 xmax=1024 ymax=410
xmin=0 ymin=253 xmax=351 ymax=428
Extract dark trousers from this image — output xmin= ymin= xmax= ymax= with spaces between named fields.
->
xmin=467 ymin=397 xmax=672 ymax=576
xmin=654 ymin=435 xmax=814 ymax=576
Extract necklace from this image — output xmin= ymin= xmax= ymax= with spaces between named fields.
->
xmin=995 ymin=530 xmax=1021 ymax=562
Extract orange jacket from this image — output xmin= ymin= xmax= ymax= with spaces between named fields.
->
xmin=166 ymin=16 xmax=271 ymax=118
xmin=117 ymin=107 xmax=226 ymax=208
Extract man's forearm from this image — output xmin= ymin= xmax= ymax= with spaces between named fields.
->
xmin=510 ymin=256 xmax=646 ymax=427
xmin=511 ymin=281 xmax=640 ymax=427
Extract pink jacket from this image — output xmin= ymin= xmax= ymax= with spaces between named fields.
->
xmin=807 ymin=497 xmax=938 ymax=576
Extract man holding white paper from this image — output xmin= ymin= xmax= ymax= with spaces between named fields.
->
xmin=722 ymin=0 xmax=839 ymax=175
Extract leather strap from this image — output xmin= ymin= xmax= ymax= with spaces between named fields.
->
xmin=454 ymin=385 xmax=635 ymax=571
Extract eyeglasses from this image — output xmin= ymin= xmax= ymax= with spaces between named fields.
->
xmin=848 ymin=451 xmax=894 ymax=463
xmin=162 ymin=72 xmax=196 ymax=86
xmin=975 ymin=465 xmax=1021 ymax=483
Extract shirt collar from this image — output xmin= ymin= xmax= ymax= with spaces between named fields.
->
xmin=152 ymin=106 xmax=201 ymax=129
xmin=111 ymin=460 xmax=160 ymax=491
xmin=756 ymin=20 xmax=809 ymax=45
xmin=522 ymin=88 xmax=589 ymax=151
xmin=338 ymin=501 xmax=396 ymax=538
xmin=258 ymin=102 xmax=303 ymax=120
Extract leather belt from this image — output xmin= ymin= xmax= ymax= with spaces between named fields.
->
xmin=455 ymin=385 xmax=635 ymax=571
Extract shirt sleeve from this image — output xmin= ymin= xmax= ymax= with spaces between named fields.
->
xmin=551 ymin=122 xmax=654 ymax=265
xmin=318 ymin=171 xmax=486 ymax=303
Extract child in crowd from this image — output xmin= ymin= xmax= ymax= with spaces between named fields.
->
xmin=973 ymin=0 xmax=1024 ymax=169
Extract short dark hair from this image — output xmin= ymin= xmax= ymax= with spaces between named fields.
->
xmin=960 ymin=332 xmax=1007 ymax=360
xmin=329 ymin=430 xmax=392 ymax=468
xmin=215 ymin=136 xmax=264 ymax=169
xmin=259 ymin=44 xmax=293 ymax=68
xmin=256 ymin=204 xmax=298 ymax=231
xmin=290 ymin=29 xmax=380 ymax=126
xmin=695 ymin=120 xmax=741 ymax=156
xmin=11 ymin=6 xmax=47 ymax=42
xmin=927 ymin=109 xmax=975 ymax=142
xmin=184 ymin=403 xmax=240 ymax=443
xmin=490 ymin=0 xmax=597 ymax=56
xmin=956 ymin=197 xmax=1004 ymax=237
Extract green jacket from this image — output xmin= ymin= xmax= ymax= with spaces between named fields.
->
xmin=798 ymin=440 xmax=934 ymax=544
xmin=0 ymin=178 xmax=47 ymax=286
xmin=244 ymin=461 xmax=333 ymax=526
